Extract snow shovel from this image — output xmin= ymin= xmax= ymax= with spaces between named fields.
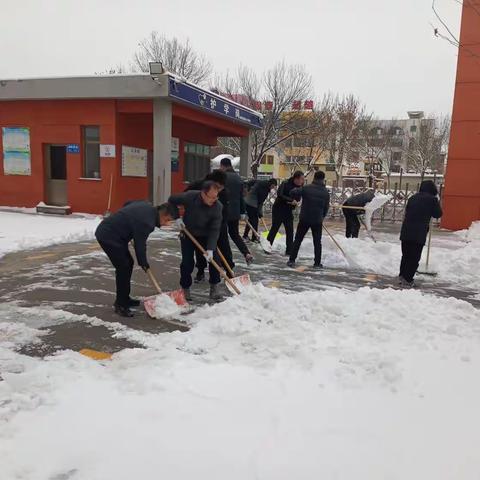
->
xmin=143 ymin=268 xmax=188 ymax=318
xmin=245 ymin=219 xmax=273 ymax=254
xmin=216 ymin=247 xmax=252 ymax=294
xmin=182 ymin=227 xmax=241 ymax=295
xmin=260 ymin=217 xmax=283 ymax=242
xmin=103 ymin=173 xmax=114 ymax=218
xmin=417 ymin=221 xmax=437 ymax=276
xmin=322 ymin=224 xmax=347 ymax=260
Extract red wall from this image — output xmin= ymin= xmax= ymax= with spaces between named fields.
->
xmin=0 ymin=98 xmax=249 ymax=214
xmin=442 ymin=2 xmax=480 ymax=230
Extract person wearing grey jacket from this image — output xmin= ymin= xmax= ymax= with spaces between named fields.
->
xmin=168 ymin=182 xmax=224 ymax=300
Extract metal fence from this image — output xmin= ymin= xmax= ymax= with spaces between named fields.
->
xmin=264 ymin=182 xmax=444 ymax=225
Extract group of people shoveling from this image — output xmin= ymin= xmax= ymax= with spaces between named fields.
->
xmin=95 ymin=156 xmax=442 ymax=318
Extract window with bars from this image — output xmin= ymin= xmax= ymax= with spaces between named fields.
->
xmin=82 ymin=126 xmax=100 ymax=178
xmin=184 ymin=142 xmax=211 ymax=183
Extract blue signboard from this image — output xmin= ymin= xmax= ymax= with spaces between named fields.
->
xmin=168 ymin=77 xmax=262 ymax=129
xmin=67 ymin=144 xmax=80 ymax=154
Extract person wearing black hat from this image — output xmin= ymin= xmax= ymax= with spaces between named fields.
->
xmin=95 ymin=200 xmax=177 ymax=317
xmin=399 ymin=180 xmax=442 ymax=287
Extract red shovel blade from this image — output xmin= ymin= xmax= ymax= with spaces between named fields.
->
xmin=225 ymin=274 xmax=251 ymax=294
xmin=144 ymin=289 xmax=188 ymax=318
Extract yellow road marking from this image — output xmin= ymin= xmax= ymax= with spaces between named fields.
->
xmin=79 ymin=348 xmax=113 ymax=360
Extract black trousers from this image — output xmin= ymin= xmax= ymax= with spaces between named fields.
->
xmin=399 ymin=241 xmax=424 ymax=283
xmin=227 ymin=220 xmax=250 ymax=256
xmin=289 ymin=221 xmax=323 ymax=266
xmin=267 ymin=208 xmax=294 ymax=255
xmin=343 ymin=209 xmax=361 ymax=238
xmin=243 ymin=205 xmax=259 ymax=240
xmin=97 ymin=238 xmax=133 ymax=308
xmin=195 ymin=223 xmax=234 ymax=277
xmin=181 ymin=235 xmax=220 ymax=288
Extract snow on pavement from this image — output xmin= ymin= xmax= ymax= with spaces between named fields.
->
xmin=0 ymin=210 xmax=101 ymax=258
xmin=1 ymin=286 xmax=480 ymax=479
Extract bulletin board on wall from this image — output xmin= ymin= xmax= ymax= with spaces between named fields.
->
xmin=2 ymin=127 xmax=31 ymax=175
xmin=121 ymin=145 xmax=147 ymax=177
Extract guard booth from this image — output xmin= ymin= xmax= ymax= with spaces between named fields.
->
xmin=0 ymin=73 xmax=262 ymax=214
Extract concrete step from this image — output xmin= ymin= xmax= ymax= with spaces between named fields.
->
xmin=36 ymin=203 xmax=72 ymax=215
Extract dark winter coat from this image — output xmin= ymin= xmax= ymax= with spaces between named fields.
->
xmin=244 ymin=180 xmax=272 ymax=216
xmin=168 ymin=191 xmax=223 ymax=251
xmin=185 ymin=178 xmax=229 ymax=223
xmin=343 ymin=190 xmax=375 ymax=215
xmin=273 ymin=178 xmax=298 ymax=214
xmin=400 ymin=182 xmax=442 ymax=245
xmin=224 ymin=168 xmax=246 ymax=221
xmin=95 ymin=200 xmax=159 ymax=268
xmin=291 ymin=180 xmax=330 ymax=225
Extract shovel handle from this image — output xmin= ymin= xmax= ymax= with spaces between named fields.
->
xmin=146 ymin=269 xmax=162 ymax=294
xmin=322 ymin=224 xmax=347 ymax=259
xmin=182 ymin=227 xmax=241 ymax=295
xmin=261 ymin=217 xmax=269 ymax=231
xmin=358 ymin=216 xmax=377 ymax=243
xmin=217 ymin=247 xmax=235 ymax=278
xmin=245 ymin=220 xmax=262 ymax=240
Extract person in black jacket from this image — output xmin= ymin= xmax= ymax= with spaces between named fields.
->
xmin=342 ymin=189 xmax=375 ymax=238
xmin=169 ymin=182 xmax=224 ymax=301
xmin=287 ymin=171 xmax=330 ymax=268
xmin=399 ymin=180 xmax=442 ymax=287
xmin=243 ymin=178 xmax=278 ymax=241
xmin=95 ymin=200 xmax=176 ymax=317
xmin=185 ymin=169 xmax=235 ymax=282
xmin=267 ymin=171 xmax=304 ymax=255
xmin=219 ymin=157 xmax=253 ymax=265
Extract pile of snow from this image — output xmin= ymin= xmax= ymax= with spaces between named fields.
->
xmin=1 ymin=287 xmax=480 ymax=478
xmin=0 ymin=211 xmax=101 ymax=258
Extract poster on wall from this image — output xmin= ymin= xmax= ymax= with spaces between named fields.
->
xmin=121 ymin=145 xmax=147 ymax=177
xmin=171 ymin=137 xmax=180 ymax=172
xmin=2 ymin=127 xmax=31 ymax=175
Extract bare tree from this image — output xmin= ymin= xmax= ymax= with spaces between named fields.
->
xmin=328 ymin=95 xmax=371 ymax=183
xmin=133 ymin=32 xmax=213 ymax=85
xmin=405 ymin=115 xmax=450 ymax=176
xmin=95 ymin=64 xmax=130 ymax=75
xmin=214 ymin=62 xmax=313 ymax=177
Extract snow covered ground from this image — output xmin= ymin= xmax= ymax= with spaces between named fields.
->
xmin=1 ymin=286 xmax=480 ymax=479
xmin=0 ymin=210 xmax=101 ymax=258
xmin=1 ymin=214 xmax=480 ymax=478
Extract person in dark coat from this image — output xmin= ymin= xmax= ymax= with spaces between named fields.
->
xmin=266 ymin=171 xmax=304 ymax=255
xmin=184 ymin=170 xmax=235 ymax=282
xmin=399 ymin=180 xmax=442 ymax=286
xmin=95 ymin=200 xmax=176 ymax=317
xmin=243 ymin=178 xmax=278 ymax=242
xmin=287 ymin=171 xmax=330 ymax=268
xmin=219 ymin=157 xmax=253 ymax=265
xmin=169 ymin=182 xmax=224 ymax=301
xmin=342 ymin=189 xmax=375 ymax=238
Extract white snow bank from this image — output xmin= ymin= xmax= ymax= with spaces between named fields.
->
xmin=1 ymin=287 xmax=480 ymax=479
xmin=0 ymin=211 xmax=101 ymax=258
xmin=456 ymin=220 xmax=480 ymax=242
xmin=272 ymin=222 xmax=480 ymax=291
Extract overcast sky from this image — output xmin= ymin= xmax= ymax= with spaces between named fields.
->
xmin=0 ymin=0 xmax=462 ymax=117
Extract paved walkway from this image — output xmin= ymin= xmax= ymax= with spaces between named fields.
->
xmin=1 ymin=221 xmax=477 ymax=357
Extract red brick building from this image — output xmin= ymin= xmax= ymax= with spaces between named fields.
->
xmin=443 ymin=1 xmax=480 ymax=230
xmin=0 ymin=74 xmax=261 ymax=214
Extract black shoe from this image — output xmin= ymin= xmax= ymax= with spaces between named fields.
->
xmin=251 ymin=237 xmax=260 ymax=244
xmin=287 ymin=260 xmax=296 ymax=268
xmin=194 ymin=271 xmax=205 ymax=283
xmin=313 ymin=264 xmax=323 ymax=269
xmin=245 ymin=253 xmax=254 ymax=265
xmin=209 ymin=284 xmax=223 ymax=301
xmin=183 ymin=288 xmax=192 ymax=301
xmin=114 ymin=304 xmax=134 ymax=317
xmin=127 ymin=297 xmax=141 ymax=307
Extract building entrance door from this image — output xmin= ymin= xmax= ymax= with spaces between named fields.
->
xmin=45 ymin=145 xmax=68 ymax=205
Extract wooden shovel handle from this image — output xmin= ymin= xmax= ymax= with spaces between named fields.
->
xmin=217 ymin=247 xmax=235 ymax=278
xmin=322 ymin=224 xmax=347 ymax=259
xmin=261 ymin=217 xmax=269 ymax=231
xmin=335 ymin=205 xmax=367 ymax=211
xmin=107 ymin=173 xmax=114 ymax=211
xmin=146 ymin=268 xmax=162 ymax=294
xmin=245 ymin=220 xmax=262 ymax=240
xmin=182 ymin=227 xmax=241 ymax=295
